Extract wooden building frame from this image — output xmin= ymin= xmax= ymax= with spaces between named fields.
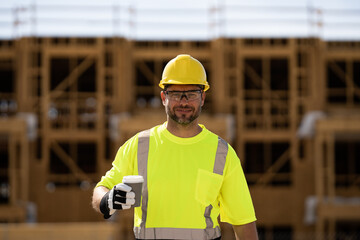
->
xmin=0 ymin=118 xmax=29 ymax=222
xmin=315 ymin=117 xmax=360 ymax=239
xmin=0 ymin=37 xmax=359 ymax=238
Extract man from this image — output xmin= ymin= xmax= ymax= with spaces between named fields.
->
xmin=92 ymin=54 xmax=258 ymax=240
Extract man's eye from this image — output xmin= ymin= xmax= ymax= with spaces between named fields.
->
xmin=187 ymin=93 xmax=197 ymax=98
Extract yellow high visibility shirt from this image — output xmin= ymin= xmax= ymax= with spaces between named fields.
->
xmin=96 ymin=123 xmax=256 ymax=230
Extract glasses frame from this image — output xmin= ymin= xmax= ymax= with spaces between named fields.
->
xmin=164 ymin=90 xmax=203 ymax=102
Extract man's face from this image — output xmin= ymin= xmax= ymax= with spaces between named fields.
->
xmin=161 ymin=85 xmax=205 ymax=125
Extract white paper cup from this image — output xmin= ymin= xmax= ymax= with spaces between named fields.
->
xmin=122 ymin=175 xmax=144 ymax=207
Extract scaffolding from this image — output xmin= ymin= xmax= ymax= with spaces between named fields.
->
xmin=0 ymin=36 xmax=359 ymax=239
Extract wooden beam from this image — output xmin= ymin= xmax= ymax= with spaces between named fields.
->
xmin=50 ymin=56 xmax=95 ymax=99
xmin=50 ymin=141 xmax=91 ymax=182
xmin=133 ymin=49 xmax=211 ymax=60
xmin=325 ymin=51 xmax=360 ymax=59
xmin=0 ymin=206 xmax=26 ymax=222
xmin=0 ymin=50 xmax=15 ymax=58
xmin=317 ymin=118 xmax=360 ymax=132
xmin=0 ymin=222 xmax=117 ymax=239
xmin=46 ymin=47 xmax=99 ymax=56
xmin=0 ymin=118 xmax=27 ymax=133
xmin=256 ymin=148 xmax=290 ymax=185
xmin=244 ymin=62 xmax=263 ymax=89
xmin=319 ymin=204 xmax=360 ymax=220
xmin=239 ymin=47 xmax=292 ymax=57
xmin=136 ymin=60 xmax=158 ymax=86
xmin=47 ymin=130 xmax=100 ymax=141
xmin=242 ymin=131 xmax=291 ymax=141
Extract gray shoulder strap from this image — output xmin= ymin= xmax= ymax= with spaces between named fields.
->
xmin=213 ymin=136 xmax=228 ymax=175
xmin=137 ymin=129 xmax=151 ymax=176
xmin=137 ymin=129 xmax=151 ymax=238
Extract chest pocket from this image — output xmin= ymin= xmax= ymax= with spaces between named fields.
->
xmin=195 ymin=137 xmax=228 ymax=206
xmin=195 ymin=169 xmax=223 ymax=206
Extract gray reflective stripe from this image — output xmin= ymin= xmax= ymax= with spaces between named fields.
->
xmin=134 ymin=226 xmax=221 ymax=239
xmin=203 ymin=137 xmax=228 ymax=238
xmin=135 ymin=131 xmax=228 ymax=240
xmin=137 ymin=129 xmax=150 ymax=176
xmin=137 ymin=129 xmax=151 ymax=237
xmin=204 ymin=205 xmax=213 ymax=229
xmin=213 ymin=137 xmax=228 ymax=175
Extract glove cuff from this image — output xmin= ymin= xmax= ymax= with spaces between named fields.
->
xmin=100 ymin=191 xmax=111 ymax=219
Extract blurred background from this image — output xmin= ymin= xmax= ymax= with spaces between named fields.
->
xmin=0 ymin=0 xmax=359 ymax=239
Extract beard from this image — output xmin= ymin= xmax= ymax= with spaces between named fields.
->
xmin=166 ymin=104 xmax=202 ymax=125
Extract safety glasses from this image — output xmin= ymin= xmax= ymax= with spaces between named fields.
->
xmin=164 ymin=90 xmax=203 ymax=101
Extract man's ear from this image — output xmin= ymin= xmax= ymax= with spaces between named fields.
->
xmin=161 ymin=91 xmax=166 ymax=105
xmin=201 ymin=91 xmax=206 ymax=107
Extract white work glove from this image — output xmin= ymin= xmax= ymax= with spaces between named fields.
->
xmin=99 ymin=183 xmax=135 ymax=219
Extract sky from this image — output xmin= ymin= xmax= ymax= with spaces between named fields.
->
xmin=0 ymin=0 xmax=359 ymax=40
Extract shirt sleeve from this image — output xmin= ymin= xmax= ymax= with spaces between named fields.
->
xmin=95 ymin=134 xmax=139 ymax=190
xmin=219 ymin=146 xmax=257 ymax=225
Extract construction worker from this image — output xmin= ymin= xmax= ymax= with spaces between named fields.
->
xmin=92 ymin=54 xmax=258 ymax=240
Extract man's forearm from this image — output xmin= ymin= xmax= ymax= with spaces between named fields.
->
xmin=92 ymin=186 xmax=110 ymax=213
xmin=233 ymin=222 xmax=258 ymax=240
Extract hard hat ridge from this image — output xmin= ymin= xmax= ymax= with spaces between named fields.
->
xmin=159 ymin=54 xmax=210 ymax=91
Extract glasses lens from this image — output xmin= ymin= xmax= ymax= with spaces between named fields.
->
xmin=186 ymin=92 xmax=200 ymax=100
xmin=167 ymin=92 xmax=180 ymax=101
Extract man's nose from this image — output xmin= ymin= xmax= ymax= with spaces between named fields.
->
xmin=179 ymin=94 xmax=189 ymax=104
xmin=180 ymin=93 xmax=189 ymax=101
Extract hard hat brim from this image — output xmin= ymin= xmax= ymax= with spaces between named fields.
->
xmin=159 ymin=79 xmax=210 ymax=91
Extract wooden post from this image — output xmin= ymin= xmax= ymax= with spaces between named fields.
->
xmin=315 ymin=131 xmax=324 ymax=240
xmin=211 ymin=38 xmax=226 ymax=114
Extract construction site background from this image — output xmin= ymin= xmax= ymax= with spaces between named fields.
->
xmin=0 ymin=1 xmax=360 ymax=239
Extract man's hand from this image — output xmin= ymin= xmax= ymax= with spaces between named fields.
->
xmin=99 ymin=183 xmax=135 ymax=219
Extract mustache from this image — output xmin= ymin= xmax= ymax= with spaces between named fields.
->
xmin=174 ymin=106 xmax=194 ymax=111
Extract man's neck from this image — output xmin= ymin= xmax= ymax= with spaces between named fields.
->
xmin=166 ymin=119 xmax=202 ymax=138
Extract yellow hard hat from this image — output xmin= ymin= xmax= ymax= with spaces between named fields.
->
xmin=159 ymin=54 xmax=210 ymax=91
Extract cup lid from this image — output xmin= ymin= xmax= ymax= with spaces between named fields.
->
xmin=122 ymin=175 xmax=144 ymax=183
